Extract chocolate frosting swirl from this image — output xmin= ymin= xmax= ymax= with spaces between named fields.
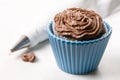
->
xmin=54 ymin=8 xmax=106 ymax=41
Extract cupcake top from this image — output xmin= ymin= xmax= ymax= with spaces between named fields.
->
xmin=54 ymin=8 xmax=106 ymax=41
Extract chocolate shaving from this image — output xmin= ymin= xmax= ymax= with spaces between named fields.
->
xmin=22 ymin=52 xmax=35 ymax=62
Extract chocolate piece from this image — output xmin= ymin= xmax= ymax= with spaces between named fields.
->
xmin=22 ymin=52 xmax=35 ymax=62
xmin=54 ymin=8 xmax=106 ymax=41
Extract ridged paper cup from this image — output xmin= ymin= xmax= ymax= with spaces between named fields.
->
xmin=47 ymin=21 xmax=112 ymax=74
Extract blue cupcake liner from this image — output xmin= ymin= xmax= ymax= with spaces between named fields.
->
xmin=47 ymin=21 xmax=112 ymax=74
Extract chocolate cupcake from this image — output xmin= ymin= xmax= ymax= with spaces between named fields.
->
xmin=47 ymin=8 xmax=112 ymax=74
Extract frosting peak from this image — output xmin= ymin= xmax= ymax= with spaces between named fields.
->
xmin=54 ymin=8 xmax=106 ymax=41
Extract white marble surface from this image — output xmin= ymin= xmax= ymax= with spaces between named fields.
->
xmin=0 ymin=0 xmax=120 ymax=80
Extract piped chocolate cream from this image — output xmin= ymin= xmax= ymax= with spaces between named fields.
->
xmin=54 ymin=8 xmax=106 ymax=41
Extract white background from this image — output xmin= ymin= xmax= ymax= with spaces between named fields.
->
xmin=0 ymin=0 xmax=120 ymax=80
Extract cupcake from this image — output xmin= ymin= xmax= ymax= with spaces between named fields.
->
xmin=47 ymin=8 xmax=112 ymax=74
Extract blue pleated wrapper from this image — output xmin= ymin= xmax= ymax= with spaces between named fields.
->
xmin=47 ymin=21 xmax=112 ymax=74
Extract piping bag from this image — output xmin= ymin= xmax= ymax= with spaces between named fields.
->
xmin=10 ymin=24 xmax=48 ymax=52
